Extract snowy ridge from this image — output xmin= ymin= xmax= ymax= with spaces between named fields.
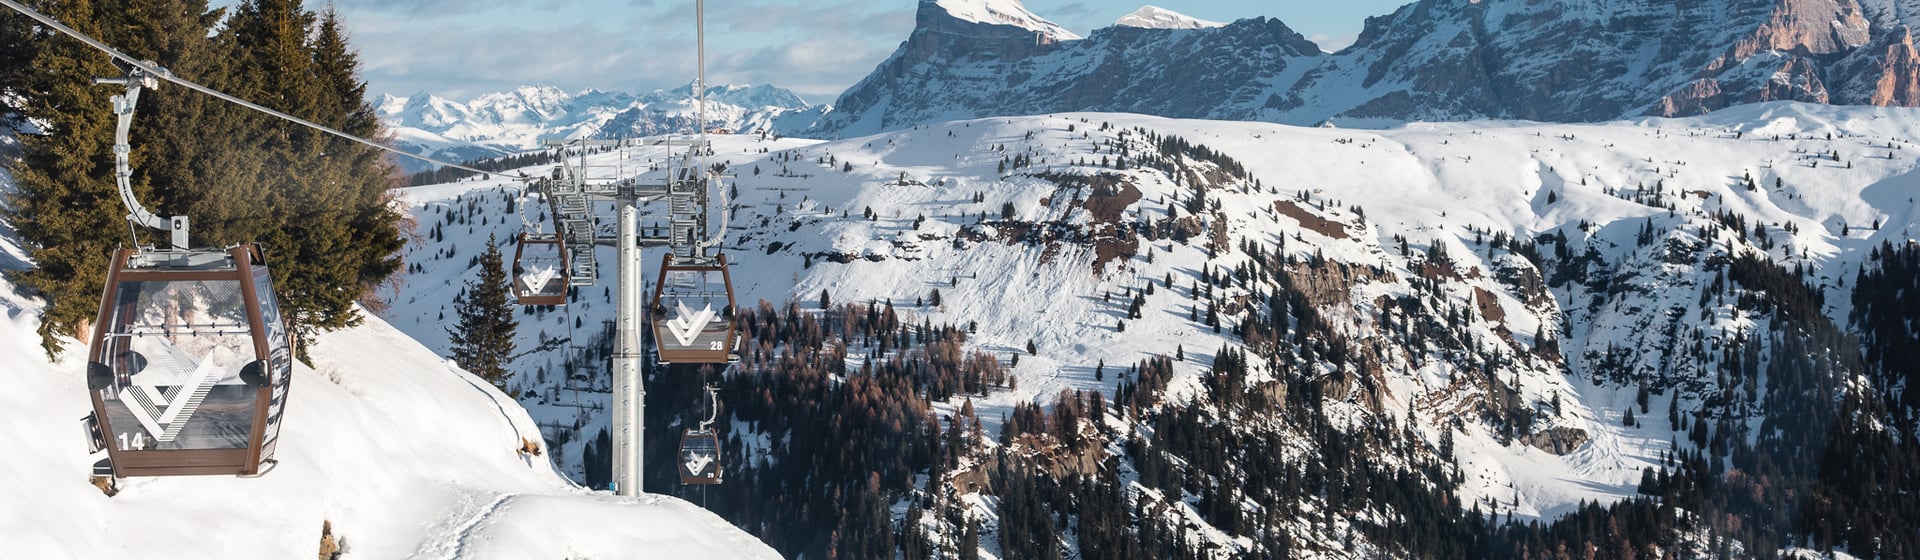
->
xmin=0 ymin=302 xmax=778 ymax=557
xmin=932 ymin=0 xmax=1082 ymax=40
xmin=1115 ymin=6 xmax=1223 ymax=30
xmin=385 ymin=102 xmax=1920 ymax=553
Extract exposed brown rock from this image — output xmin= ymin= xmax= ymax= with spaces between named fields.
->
xmin=1273 ymin=200 xmax=1349 ymax=240
xmin=1738 ymin=0 xmax=1870 ymax=56
xmin=1522 ymin=427 xmax=1591 ymax=455
xmin=1870 ymin=27 xmax=1920 ymax=106
xmin=1282 ymin=260 xmax=1390 ymax=309
xmin=1473 ymin=287 xmax=1506 ymax=326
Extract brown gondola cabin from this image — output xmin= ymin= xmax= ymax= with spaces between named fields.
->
xmin=83 ymin=246 xmax=292 ymax=477
xmin=678 ymin=429 xmax=722 ymax=485
xmin=649 ymin=253 xmax=738 ymax=364
xmin=511 ymin=232 xmax=569 ymax=306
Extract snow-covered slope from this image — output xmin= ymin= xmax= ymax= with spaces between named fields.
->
xmin=0 ymin=306 xmax=778 ymax=558
xmin=0 ymin=176 xmax=778 ymax=557
xmin=383 ymin=102 xmax=1920 ymax=541
xmin=1115 ymin=6 xmax=1223 ymax=30
xmin=933 ymin=0 xmax=1081 ymax=40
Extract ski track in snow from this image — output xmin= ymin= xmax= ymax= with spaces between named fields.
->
xmin=416 ymin=492 xmax=517 ymax=560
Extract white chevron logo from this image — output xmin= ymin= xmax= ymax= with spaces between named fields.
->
xmin=683 ymin=452 xmax=714 ymax=476
xmin=665 ymin=301 xmax=715 ymax=347
xmin=123 ymin=351 xmax=221 ymax=444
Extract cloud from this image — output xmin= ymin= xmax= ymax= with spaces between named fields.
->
xmin=713 ymin=34 xmax=902 ymax=101
xmin=329 ymin=0 xmax=581 ymax=17
xmin=349 ymin=22 xmax=667 ymax=99
xmin=1046 ymin=2 xmax=1093 ymax=22
xmin=337 ymin=0 xmax=912 ymax=103
xmin=1307 ymin=32 xmax=1359 ymax=53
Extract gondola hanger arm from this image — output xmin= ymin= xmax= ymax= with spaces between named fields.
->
xmin=96 ymin=67 xmax=189 ymax=250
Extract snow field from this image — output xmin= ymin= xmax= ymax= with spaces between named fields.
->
xmin=386 ymin=102 xmax=1920 ymax=536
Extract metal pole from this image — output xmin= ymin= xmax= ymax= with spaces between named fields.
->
xmin=611 ymin=203 xmax=645 ymax=496
xmin=697 ymin=0 xmax=706 ymax=138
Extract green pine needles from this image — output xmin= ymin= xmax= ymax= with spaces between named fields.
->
xmin=1 ymin=0 xmax=405 ymax=357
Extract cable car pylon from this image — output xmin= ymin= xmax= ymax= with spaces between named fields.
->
xmin=504 ymin=0 xmax=740 ymax=497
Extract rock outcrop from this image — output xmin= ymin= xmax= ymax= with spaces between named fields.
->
xmin=807 ymin=0 xmax=1920 ymax=137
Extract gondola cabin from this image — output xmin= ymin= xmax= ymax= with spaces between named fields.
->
xmin=84 ymin=245 xmax=292 ymax=477
xmin=678 ymin=429 xmax=722 ymax=485
xmin=511 ymin=232 xmax=569 ymax=305
xmin=649 ymin=253 xmax=737 ymax=364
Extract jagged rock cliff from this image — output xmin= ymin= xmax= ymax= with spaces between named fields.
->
xmin=810 ymin=0 xmax=1920 ymax=136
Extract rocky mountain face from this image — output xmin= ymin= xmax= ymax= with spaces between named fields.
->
xmin=378 ymin=84 xmax=824 ymax=173
xmin=810 ymin=0 xmax=1920 ymax=136
xmin=812 ymin=2 xmax=1323 ymax=137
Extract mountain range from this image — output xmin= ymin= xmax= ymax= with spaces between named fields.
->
xmin=810 ymin=0 xmax=1920 ymax=135
xmin=377 ymin=83 xmax=825 ymax=172
xmin=382 ymin=0 xmax=1920 ymax=149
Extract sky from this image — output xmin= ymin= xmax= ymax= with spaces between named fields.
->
xmin=215 ymin=0 xmax=1411 ymax=104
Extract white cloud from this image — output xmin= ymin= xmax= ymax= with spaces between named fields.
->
xmin=1307 ymin=32 xmax=1359 ymax=53
xmin=327 ymin=0 xmax=910 ymax=102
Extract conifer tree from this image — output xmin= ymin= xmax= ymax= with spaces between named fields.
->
xmin=5 ymin=0 xmax=402 ymax=356
xmin=448 ymin=235 xmax=517 ymax=390
xmin=0 ymin=2 xmax=40 ymax=125
xmin=214 ymin=0 xmax=402 ymax=348
xmin=5 ymin=0 xmax=195 ymax=355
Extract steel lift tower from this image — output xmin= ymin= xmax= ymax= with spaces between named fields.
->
xmin=517 ymin=0 xmax=737 ymax=497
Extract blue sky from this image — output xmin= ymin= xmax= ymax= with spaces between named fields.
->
xmin=216 ymin=0 xmax=1409 ymax=103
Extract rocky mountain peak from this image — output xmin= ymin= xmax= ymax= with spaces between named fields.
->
xmin=927 ymin=0 xmax=1080 ymax=41
xmin=808 ymin=0 xmax=1920 ymax=136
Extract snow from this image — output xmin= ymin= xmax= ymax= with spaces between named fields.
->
xmin=933 ymin=0 xmax=1082 ymax=41
xmin=13 ymin=96 xmax=1906 ymax=557
xmin=408 ymin=102 xmax=1909 ymax=528
xmin=0 ymin=307 xmax=776 ymax=557
xmin=0 ymin=158 xmax=777 ymax=559
xmin=372 ymin=102 xmax=1920 ymax=534
xmin=1114 ymin=6 xmax=1224 ymax=30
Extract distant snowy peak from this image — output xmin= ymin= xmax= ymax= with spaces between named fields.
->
xmin=375 ymin=82 xmax=822 ymax=172
xmin=466 ymin=85 xmax=576 ymax=124
xmin=384 ymin=92 xmax=472 ymax=129
xmin=1115 ymin=6 xmax=1223 ymax=30
xmin=930 ymin=0 xmax=1081 ymax=40
xmin=639 ymin=83 xmax=813 ymax=110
